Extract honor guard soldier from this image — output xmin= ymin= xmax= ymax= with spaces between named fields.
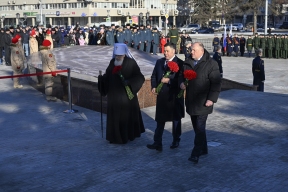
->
xmin=253 ymin=33 xmax=260 ymax=54
xmin=10 ymin=37 xmax=25 ymax=88
xmin=40 ymin=40 xmax=57 ymax=101
xmin=145 ymin=24 xmax=153 ymax=53
xmin=106 ymin=26 xmax=115 ymax=46
xmin=213 ymin=45 xmax=223 ymax=78
xmin=29 ymin=30 xmax=39 ymax=54
xmin=45 ymin=30 xmax=53 ymax=50
xmin=151 ymin=28 xmax=160 ymax=55
xmin=280 ymin=35 xmax=285 ymax=58
xmin=138 ymin=25 xmax=146 ymax=51
xmin=275 ymin=35 xmax=281 ymax=59
xmin=168 ymin=25 xmax=179 ymax=45
xmin=131 ymin=27 xmax=140 ymax=49
xmin=181 ymin=33 xmax=192 ymax=55
xmin=267 ymin=35 xmax=273 ymax=59
xmin=233 ymin=34 xmax=240 ymax=57
xmin=124 ymin=23 xmax=132 ymax=47
xmin=212 ymin=34 xmax=220 ymax=52
xmin=260 ymin=34 xmax=266 ymax=58
xmin=116 ymin=27 xmax=125 ymax=43
xmin=246 ymin=35 xmax=253 ymax=57
xmin=239 ymin=34 xmax=246 ymax=56
xmin=272 ymin=34 xmax=277 ymax=58
xmin=282 ymin=35 xmax=288 ymax=59
xmin=252 ymin=49 xmax=265 ymax=92
xmin=226 ymin=34 xmax=233 ymax=56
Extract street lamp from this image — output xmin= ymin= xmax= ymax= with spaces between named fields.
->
xmin=16 ymin=13 xmax=27 ymax=26
xmin=139 ymin=12 xmax=143 ymax=26
xmin=0 ymin=16 xmax=5 ymax=28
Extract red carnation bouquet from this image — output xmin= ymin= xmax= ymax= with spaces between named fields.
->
xmin=177 ymin=69 xmax=197 ymax=98
xmin=156 ymin=61 xmax=179 ymax=94
xmin=112 ymin=66 xmax=134 ymax=100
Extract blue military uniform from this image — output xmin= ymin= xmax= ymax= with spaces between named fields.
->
xmin=106 ymin=29 xmax=115 ymax=46
xmin=138 ymin=26 xmax=146 ymax=51
xmin=212 ymin=36 xmax=220 ymax=52
xmin=116 ymin=30 xmax=125 ymax=43
xmin=252 ymin=56 xmax=265 ymax=92
xmin=152 ymin=29 xmax=160 ymax=55
xmin=226 ymin=36 xmax=233 ymax=56
xmin=132 ymin=30 xmax=140 ymax=49
xmin=145 ymin=26 xmax=152 ymax=53
xmin=124 ymin=24 xmax=132 ymax=47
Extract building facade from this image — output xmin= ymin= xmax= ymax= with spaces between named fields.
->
xmin=0 ymin=0 xmax=178 ymax=28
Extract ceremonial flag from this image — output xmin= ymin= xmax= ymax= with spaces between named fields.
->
xmin=223 ymin=25 xmax=227 ymax=51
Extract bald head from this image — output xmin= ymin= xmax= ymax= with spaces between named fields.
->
xmin=191 ymin=42 xmax=204 ymax=60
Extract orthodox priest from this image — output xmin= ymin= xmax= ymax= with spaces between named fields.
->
xmin=98 ymin=43 xmax=145 ymax=144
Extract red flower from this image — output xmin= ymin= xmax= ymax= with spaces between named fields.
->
xmin=112 ymin=66 xmax=122 ymax=74
xmin=183 ymin=69 xmax=197 ymax=80
xmin=167 ymin=61 xmax=179 ymax=73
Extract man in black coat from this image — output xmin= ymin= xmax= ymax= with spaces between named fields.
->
xmin=2 ymin=28 xmax=12 ymax=66
xmin=180 ymin=42 xmax=221 ymax=164
xmin=98 ymin=43 xmax=145 ymax=144
xmin=212 ymin=45 xmax=223 ymax=78
xmin=252 ymin=49 xmax=265 ymax=92
xmin=147 ymin=42 xmax=185 ymax=151
xmin=0 ymin=28 xmax=4 ymax=64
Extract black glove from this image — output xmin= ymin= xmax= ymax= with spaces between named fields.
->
xmin=122 ymin=80 xmax=129 ymax=86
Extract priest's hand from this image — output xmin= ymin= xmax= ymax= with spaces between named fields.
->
xmin=151 ymin=88 xmax=158 ymax=95
xmin=205 ymin=100 xmax=213 ymax=107
xmin=180 ymin=82 xmax=186 ymax=90
xmin=161 ymin=77 xmax=170 ymax=84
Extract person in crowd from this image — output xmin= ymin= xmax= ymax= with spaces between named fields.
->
xmin=21 ymin=28 xmax=30 ymax=57
xmin=116 ymin=27 xmax=125 ymax=44
xmin=147 ymin=42 xmax=184 ymax=151
xmin=40 ymin=39 xmax=57 ymax=101
xmin=239 ymin=34 xmax=246 ymax=57
xmin=78 ymin=35 xmax=86 ymax=46
xmin=131 ymin=27 xmax=139 ymax=49
xmin=96 ymin=28 xmax=106 ymax=45
xmin=3 ymin=28 xmax=12 ymax=66
xmin=88 ymin=29 xmax=94 ymax=45
xmin=138 ymin=25 xmax=146 ymax=51
xmin=168 ymin=25 xmax=179 ymax=45
xmin=246 ymin=35 xmax=253 ymax=58
xmin=68 ymin=30 xmax=76 ymax=46
xmin=124 ymin=23 xmax=132 ymax=47
xmin=184 ymin=41 xmax=192 ymax=59
xmin=0 ymin=28 xmax=5 ymax=64
xmin=29 ymin=30 xmax=38 ymax=55
xmin=45 ymin=30 xmax=53 ymax=50
xmin=213 ymin=45 xmax=223 ymax=78
xmin=212 ymin=34 xmax=219 ymax=52
xmin=51 ymin=29 xmax=60 ymax=48
xmin=106 ymin=26 xmax=115 ymax=46
xmin=179 ymin=42 xmax=221 ymax=164
xmin=181 ymin=33 xmax=192 ymax=55
xmin=252 ymin=49 xmax=265 ymax=92
xmin=160 ymin=34 xmax=167 ymax=54
xmin=97 ymin=43 xmax=145 ymax=144
xmin=151 ymin=28 xmax=160 ymax=55
xmin=10 ymin=37 xmax=25 ymax=88
xmin=233 ymin=34 xmax=240 ymax=57
xmin=145 ymin=24 xmax=152 ymax=53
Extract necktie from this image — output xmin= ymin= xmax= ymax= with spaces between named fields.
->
xmin=194 ymin=60 xmax=198 ymax=66
xmin=164 ymin=60 xmax=168 ymax=68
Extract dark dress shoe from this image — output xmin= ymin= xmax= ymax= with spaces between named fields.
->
xmin=146 ymin=144 xmax=163 ymax=151
xmin=170 ymin=141 xmax=179 ymax=149
xmin=188 ymin=156 xmax=199 ymax=164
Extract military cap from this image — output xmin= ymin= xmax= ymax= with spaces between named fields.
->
xmin=115 ymin=25 xmax=119 ymax=29
xmin=146 ymin=23 xmax=150 ymax=26
xmin=132 ymin=23 xmax=136 ymax=26
xmin=9 ymin=26 xmax=14 ymax=29
xmin=255 ymin=33 xmax=258 ymax=35
xmin=5 ymin=28 xmax=10 ymax=31
xmin=51 ymin=28 xmax=56 ymax=31
xmin=140 ymin=24 xmax=144 ymax=27
xmin=111 ymin=24 xmax=115 ymax=26
xmin=126 ymin=23 xmax=130 ymax=26
xmin=153 ymin=27 xmax=157 ymax=30
xmin=54 ymin=26 xmax=59 ymax=29
xmin=0 ymin=28 xmax=4 ymax=31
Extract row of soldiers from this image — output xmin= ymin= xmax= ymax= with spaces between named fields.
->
xmin=213 ymin=33 xmax=288 ymax=59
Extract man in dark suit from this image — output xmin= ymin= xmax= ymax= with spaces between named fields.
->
xmin=180 ymin=42 xmax=221 ymax=164
xmin=147 ymin=42 xmax=184 ymax=151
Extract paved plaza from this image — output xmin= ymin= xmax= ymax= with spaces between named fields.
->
xmin=0 ymin=51 xmax=288 ymax=191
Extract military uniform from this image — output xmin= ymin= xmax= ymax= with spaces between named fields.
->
xmin=275 ymin=36 xmax=281 ymax=59
xmin=106 ymin=29 xmax=115 ymax=46
xmin=131 ymin=29 xmax=140 ymax=49
xmin=40 ymin=40 xmax=57 ymax=101
xmin=252 ymin=55 xmax=265 ymax=92
xmin=260 ymin=35 xmax=266 ymax=58
xmin=220 ymin=35 xmax=225 ymax=56
xmin=29 ymin=36 xmax=39 ymax=55
xmin=212 ymin=36 xmax=220 ymax=52
xmin=246 ymin=36 xmax=253 ymax=57
xmin=168 ymin=27 xmax=179 ymax=45
xmin=145 ymin=27 xmax=152 ymax=53
xmin=239 ymin=36 xmax=246 ymax=56
xmin=116 ymin=30 xmax=125 ymax=44
xmin=124 ymin=25 xmax=132 ymax=47
xmin=10 ymin=38 xmax=25 ymax=88
xmin=267 ymin=36 xmax=273 ymax=59
xmin=45 ymin=30 xmax=53 ymax=50
xmin=253 ymin=34 xmax=260 ymax=52
xmin=282 ymin=36 xmax=288 ymax=59
xmin=151 ymin=29 xmax=160 ymax=55
xmin=138 ymin=27 xmax=146 ymax=51
xmin=226 ymin=36 xmax=233 ymax=56
xmin=233 ymin=36 xmax=240 ymax=57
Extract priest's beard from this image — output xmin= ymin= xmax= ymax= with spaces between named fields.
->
xmin=114 ymin=58 xmax=124 ymax=66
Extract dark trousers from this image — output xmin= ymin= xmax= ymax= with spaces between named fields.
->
xmin=257 ymin=82 xmax=264 ymax=92
xmin=153 ymin=120 xmax=181 ymax=145
xmin=190 ymin=115 xmax=208 ymax=157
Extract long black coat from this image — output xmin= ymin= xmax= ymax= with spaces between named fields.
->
xmin=98 ymin=56 xmax=145 ymax=144
xmin=252 ymin=56 xmax=265 ymax=85
xmin=181 ymin=50 xmax=221 ymax=116
xmin=151 ymin=56 xmax=184 ymax=122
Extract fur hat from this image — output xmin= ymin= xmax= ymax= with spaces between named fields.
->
xmin=42 ymin=39 xmax=51 ymax=47
xmin=11 ymin=37 xmax=19 ymax=44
